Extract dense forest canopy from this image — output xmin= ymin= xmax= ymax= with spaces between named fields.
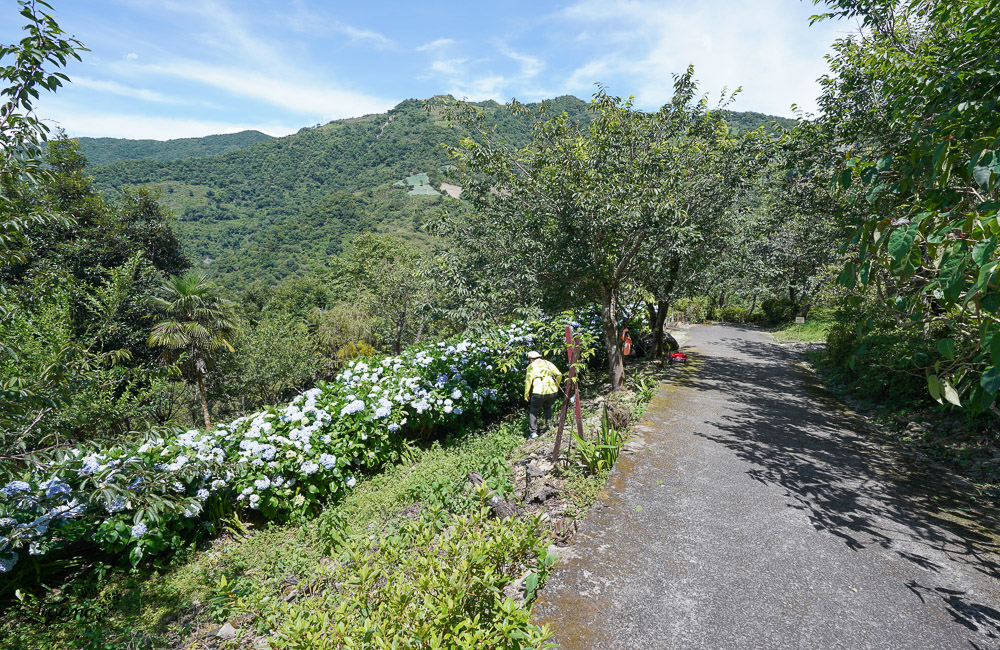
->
xmin=74 ymin=130 xmax=273 ymax=167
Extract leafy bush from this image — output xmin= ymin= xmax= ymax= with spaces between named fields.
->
xmin=0 ymin=319 xmax=593 ymax=584
xmin=761 ymin=297 xmax=797 ymax=325
xmin=671 ymin=297 xmax=710 ymax=323
xmin=264 ymin=504 xmax=554 ymax=648
xmin=717 ymin=306 xmax=751 ymax=323
xmin=824 ymin=298 xmax=940 ymax=405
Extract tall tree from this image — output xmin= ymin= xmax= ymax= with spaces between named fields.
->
xmin=347 ymin=233 xmax=431 ymax=354
xmin=148 ymin=272 xmax=237 ymax=428
xmin=1 ymin=0 xmax=84 ymax=266
xmin=448 ymin=71 xmax=717 ymax=389
xmin=817 ymin=0 xmax=1000 ymax=409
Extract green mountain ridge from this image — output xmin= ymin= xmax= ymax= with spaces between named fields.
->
xmin=87 ymin=96 xmax=796 ymax=290
xmin=76 ymin=130 xmax=274 ymax=167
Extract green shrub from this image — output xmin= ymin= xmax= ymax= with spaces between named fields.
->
xmin=823 ymin=298 xmax=941 ymax=406
xmin=717 ymin=306 xmax=750 ymax=323
xmin=671 ymin=297 xmax=710 ymax=323
xmin=759 ymin=297 xmax=802 ymax=325
xmin=265 ymin=505 xmax=554 ymax=648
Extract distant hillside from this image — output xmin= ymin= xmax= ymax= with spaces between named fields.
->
xmin=76 ymin=130 xmax=274 ymax=166
xmin=718 ymin=110 xmax=798 ymax=136
xmin=89 ymin=96 xmax=796 ymax=290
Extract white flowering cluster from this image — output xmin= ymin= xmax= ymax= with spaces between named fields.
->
xmin=0 ymin=318 xmax=594 ymax=575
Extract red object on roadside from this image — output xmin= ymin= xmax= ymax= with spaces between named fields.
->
xmin=668 ymin=351 xmax=688 ymax=364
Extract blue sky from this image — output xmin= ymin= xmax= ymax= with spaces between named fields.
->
xmin=2 ymin=0 xmax=849 ymax=140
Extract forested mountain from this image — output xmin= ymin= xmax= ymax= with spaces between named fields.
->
xmin=88 ymin=95 xmax=795 ymax=290
xmin=76 ymin=130 xmax=273 ymax=166
xmin=718 ymin=109 xmax=798 ymax=135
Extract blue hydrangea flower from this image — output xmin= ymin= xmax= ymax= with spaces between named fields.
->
xmin=340 ymin=400 xmax=365 ymax=417
xmin=318 ymin=454 xmax=337 ymax=470
xmin=0 ymin=552 xmax=19 ymax=573
xmin=301 ymin=461 xmax=319 ymax=475
xmin=346 ymin=476 xmax=356 ymax=489
xmin=254 ymin=477 xmax=271 ymax=491
xmin=196 ymin=489 xmax=210 ymax=501
xmin=451 ymin=388 xmax=463 ymax=400
xmin=42 ymin=482 xmax=71 ymax=499
xmin=79 ymin=456 xmax=102 ymax=475
xmin=1 ymin=481 xmax=30 ymax=495
xmin=130 ymin=523 xmax=147 ymax=538
xmin=105 ymin=496 xmax=127 ymax=513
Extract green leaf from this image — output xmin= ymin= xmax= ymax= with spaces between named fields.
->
xmin=837 ymin=262 xmax=857 ymax=289
xmin=973 ymin=166 xmax=993 ymax=190
xmin=927 ymin=374 xmax=943 ymax=404
xmin=981 ymin=367 xmax=1000 ymax=395
xmin=888 ymin=224 xmax=918 ymax=262
xmin=983 ymin=292 xmax=1000 ymax=315
xmin=940 ymin=251 xmax=969 ymax=300
xmin=942 ymin=378 xmax=961 ymax=407
xmin=876 ymin=154 xmax=892 ymax=172
xmin=937 ymin=338 xmax=955 ymax=359
xmin=976 ymin=201 xmax=1000 ymax=213
xmin=839 ymin=168 xmax=852 ymax=189
xmin=990 ymin=332 xmax=1000 ymax=365
xmin=973 ymin=239 xmax=997 ymax=266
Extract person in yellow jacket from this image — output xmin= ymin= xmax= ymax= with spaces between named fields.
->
xmin=524 ymin=350 xmax=562 ymax=438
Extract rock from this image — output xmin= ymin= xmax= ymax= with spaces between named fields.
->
xmin=528 ymin=483 xmax=558 ymax=504
xmin=526 ymin=463 xmax=545 ymax=479
xmin=215 ymin=622 xmax=238 ymax=640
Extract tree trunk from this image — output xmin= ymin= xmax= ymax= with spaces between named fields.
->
xmin=467 ymin=472 xmax=517 ymax=519
xmin=748 ymin=294 xmax=758 ymax=318
xmin=601 ymin=290 xmax=625 ymax=391
xmin=197 ymin=373 xmax=211 ymax=429
xmin=647 ymin=299 xmax=671 ymax=358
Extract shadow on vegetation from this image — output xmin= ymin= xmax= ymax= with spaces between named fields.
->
xmin=677 ymin=326 xmax=1000 ymax=644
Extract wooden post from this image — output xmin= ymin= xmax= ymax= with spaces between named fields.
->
xmin=553 ymin=326 xmax=583 ymax=463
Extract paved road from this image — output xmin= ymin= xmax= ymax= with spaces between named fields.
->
xmin=533 ymin=324 xmax=1000 ymax=649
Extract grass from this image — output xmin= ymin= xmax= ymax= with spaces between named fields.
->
xmin=771 ymin=307 xmax=835 ymax=343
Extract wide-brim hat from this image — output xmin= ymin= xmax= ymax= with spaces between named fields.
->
xmin=527 ymin=350 xmax=542 ymax=359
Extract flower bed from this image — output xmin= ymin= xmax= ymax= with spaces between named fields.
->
xmin=1 ymin=320 xmax=586 ymax=578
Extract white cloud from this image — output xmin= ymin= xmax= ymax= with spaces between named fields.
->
xmin=416 ymin=38 xmax=549 ymax=103
xmin=124 ymin=52 xmax=139 ymax=61
xmin=71 ymin=76 xmax=186 ymax=105
xmin=558 ymin=0 xmax=845 ymax=116
xmin=499 ymin=45 xmax=544 ymax=79
xmin=40 ymin=104 xmax=299 ymax=139
xmin=336 ymin=24 xmax=395 ymax=49
xmin=416 ymin=38 xmax=456 ymax=52
xmin=133 ymin=60 xmax=391 ymax=119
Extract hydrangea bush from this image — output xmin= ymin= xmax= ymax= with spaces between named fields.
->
xmin=1 ymin=320 xmax=590 ymax=579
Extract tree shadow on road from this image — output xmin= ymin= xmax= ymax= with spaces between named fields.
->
xmin=678 ymin=331 xmax=1000 ymax=644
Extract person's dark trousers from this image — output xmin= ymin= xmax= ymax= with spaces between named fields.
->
xmin=529 ymin=392 xmax=559 ymax=436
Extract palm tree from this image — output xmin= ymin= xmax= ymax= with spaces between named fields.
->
xmin=148 ymin=272 xmax=237 ymax=429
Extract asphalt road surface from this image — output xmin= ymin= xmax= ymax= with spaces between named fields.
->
xmin=533 ymin=324 xmax=1000 ymax=649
